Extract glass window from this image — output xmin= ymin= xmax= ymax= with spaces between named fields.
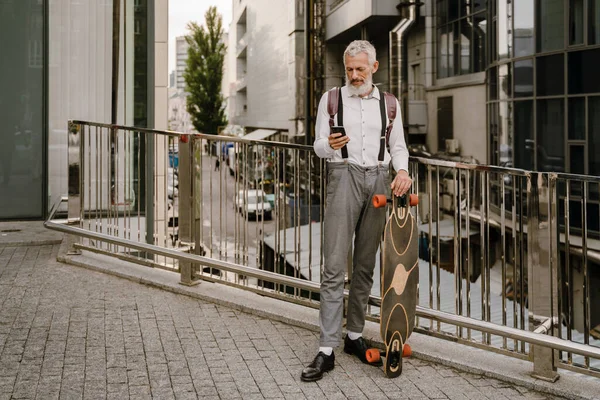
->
xmin=489 ymin=66 xmax=498 ymax=100
xmin=589 ymin=0 xmax=600 ymax=44
xmin=460 ymin=23 xmax=471 ymax=74
xmin=489 ymin=102 xmax=500 ymax=165
xmin=569 ymin=0 xmax=584 ymax=45
xmin=438 ymin=28 xmax=449 ymax=78
xmin=537 ymin=0 xmax=565 ymax=52
xmin=449 ymin=21 xmax=458 ymax=76
xmin=537 ymin=99 xmax=565 ymax=172
xmin=514 ymin=101 xmax=534 ymax=170
xmin=437 ymin=0 xmax=448 ymax=25
xmin=448 ymin=0 xmax=460 ymax=21
xmin=498 ymin=0 xmax=510 ymax=59
xmin=473 ymin=12 xmax=487 ymax=72
xmin=498 ymin=63 xmax=512 ymax=99
xmin=436 ymin=0 xmax=487 ymax=78
xmin=568 ymin=49 xmax=600 ymax=94
xmin=514 ymin=59 xmax=533 ymax=98
xmin=536 ymin=54 xmax=564 ymax=96
xmin=569 ymin=145 xmax=585 ymax=174
xmin=514 ymin=0 xmax=535 ymax=57
xmin=0 ymin=1 xmax=44 ymax=218
xmin=568 ymin=98 xmax=585 ymax=140
xmin=589 ymin=97 xmax=600 ymax=176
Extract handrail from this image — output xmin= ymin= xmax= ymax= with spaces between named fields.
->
xmin=69 ymin=120 xmax=314 ymax=151
xmin=45 ymin=200 xmax=600 ymax=362
xmin=54 ymin=120 xmax=600 ymax=380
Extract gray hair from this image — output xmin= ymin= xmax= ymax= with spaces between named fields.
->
xmin=343 ymin=40 xmax=377 ymax=67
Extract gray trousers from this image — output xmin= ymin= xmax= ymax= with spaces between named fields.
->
xmin=320 ymin=162 xmax=390 ymax=347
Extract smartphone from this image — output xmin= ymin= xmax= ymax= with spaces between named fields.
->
xmin=331 ymin=126 xmax=346 ymax=137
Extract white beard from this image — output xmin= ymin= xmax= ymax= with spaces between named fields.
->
xmin=345 ymin=74 xmax=373 ymax=97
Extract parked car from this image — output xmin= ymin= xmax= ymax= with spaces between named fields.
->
xmin=234 ymin=189 xmax=272 ymax=220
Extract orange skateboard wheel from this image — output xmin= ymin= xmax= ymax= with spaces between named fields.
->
xmin=366 ymin=348 xmax=382 ymax=363
xmin=409 ymin=194 xmax=419 ymax=207
xmin=372 ymin=194 xmax=387 ymax=208
xmin=402 ymin=344 xmax=412 ymax=358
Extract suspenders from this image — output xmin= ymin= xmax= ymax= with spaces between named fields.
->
xmin=326 ymin=87 xmax=396 ymax=162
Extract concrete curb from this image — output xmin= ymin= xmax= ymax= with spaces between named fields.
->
xmin=56 ymin=249 xmax=600 ymax=400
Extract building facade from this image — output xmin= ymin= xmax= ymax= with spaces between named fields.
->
xmin=0 ymin=0 xmax=168 ymax=220
xmin=228 ymin=0 xmax=304 ymax=137
xmin=175 ymin=35 xmax=188 ymax=91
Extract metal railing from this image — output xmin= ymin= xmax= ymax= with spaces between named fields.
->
xmin=47 ymin=121 xmax=600 ymax=381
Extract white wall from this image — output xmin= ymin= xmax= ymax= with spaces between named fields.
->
xmin=229 ymin=0 xmax=292 ymax=132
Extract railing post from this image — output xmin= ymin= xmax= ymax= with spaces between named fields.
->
xmin=66 ymin=121 xmax=82 ymax=255
xmin=527 ymin=172 xmax=559 ymax=382
xmin=178 ymin=134 xmax=198 ymax=286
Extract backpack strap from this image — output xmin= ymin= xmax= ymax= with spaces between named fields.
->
xmin=326 ymin=87 xmax=348 ymax=159
xmin=383 ymin=92 xmax=398 ymax=159
xmin=326 ymin=87 xmax=340 ymax=128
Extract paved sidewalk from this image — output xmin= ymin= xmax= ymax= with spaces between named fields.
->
xmin=0 ymin=240 xmax=575 ymax=400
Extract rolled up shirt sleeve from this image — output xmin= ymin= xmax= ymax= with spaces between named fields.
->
xmin=314 ymin=92 xmax=335 ymax=158
xmin=388 ymin=98 xmax=409 ymax=173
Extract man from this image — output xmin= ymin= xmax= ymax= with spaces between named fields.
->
xmin=301 ymin=40 xmax=411 ymax=382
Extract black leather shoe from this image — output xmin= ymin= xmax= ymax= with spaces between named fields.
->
xmin=344 ymin=335 xmax=382 ymax=366
xmin=301 ymin=351 xmax=335 ymax=382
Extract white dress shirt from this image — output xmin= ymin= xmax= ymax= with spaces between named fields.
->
xmin=313 ymin=85 xmax=409 ymax=173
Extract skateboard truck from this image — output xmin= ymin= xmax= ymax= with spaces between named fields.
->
xmin=365 ymin=343 xmax=412 ymax=364
xmin=372 ymin=193 xmax=419 ymax=209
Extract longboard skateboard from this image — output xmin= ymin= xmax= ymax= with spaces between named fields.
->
xmin=366 ymin=193 xmax=419 ymax=378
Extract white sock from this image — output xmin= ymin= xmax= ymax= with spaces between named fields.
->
xmin=319 ymin=346 xmax=333 ymax=356
xmin=347 ymin=331 xmax=362 ymax=340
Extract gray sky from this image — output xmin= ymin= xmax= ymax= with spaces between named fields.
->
xmin=168 ymin=0 xmax=233 ymax=73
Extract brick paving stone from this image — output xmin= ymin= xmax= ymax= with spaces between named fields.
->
xmin=0 ymin=243 xmax=578 ymax=400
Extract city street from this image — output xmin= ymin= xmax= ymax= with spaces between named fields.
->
xmin=197 ymin=152 xmax=276 ymax=269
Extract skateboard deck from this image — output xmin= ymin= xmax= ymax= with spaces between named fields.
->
xmin=367 ymin=193 xmax=419 ymax=378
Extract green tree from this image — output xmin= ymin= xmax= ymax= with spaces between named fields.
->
xmin=184 ymin=7 xmax=227 ymax=134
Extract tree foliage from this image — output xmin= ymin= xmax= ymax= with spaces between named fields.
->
xmin=184 ymin=7 xmax=227 ymax=134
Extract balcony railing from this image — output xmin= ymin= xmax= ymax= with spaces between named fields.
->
xmin=47 ymin=121 xmax=600 ymax=381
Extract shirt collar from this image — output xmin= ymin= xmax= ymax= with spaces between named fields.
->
xmin=342 ymin=85 xmax=380 ymax=100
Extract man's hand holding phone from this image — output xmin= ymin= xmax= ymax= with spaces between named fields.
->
xmin=329 ymin=126 xmax=350 ymax=150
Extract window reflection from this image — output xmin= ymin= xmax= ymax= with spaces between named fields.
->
xmin=589 ymin=97 xmax=600 ymax=176
xmin=570 ymin=0 xmax=584 ymax=45
xmin=568 ymin=98 xmax=585 ymax=140
xmin=514 ymin=0 xmax=534 ymax=56
xmin=569 ymin=146 xmax=585 ymax=174
xmin=514 ymin=101 xmax=533 ymax=170
xmin=461 ymin=29 xmax=470 ymax=74
xmin=438 ymin=27 xmax=449 ymax=78
xmin=537 ymin=54 xmax=564 ymax=96
xmin=498 ymin=0 xmax=511 ymax=59
xmin=473 ymin=13 xmax=487 ymax=72
xmin=537 ymin=99 xmax=565 ymax=172
xmin=498 ymin=63 xmax=511 ymax=99
xmin=537 ymin=0 xmax=565 ymax=52
xmin=514 ymin=59 xmax=533 ymax=98
xmin=568 ymin=49 xmax=600 ymax=95
xmin=489 ymin=66 xmax=497 ymax=100
xmin=589 ymin=0 xmax=600 ymax=44
xmin=0 ymin=0 xmax=44 ymax=218
xmin=436 ymin=1 xmax=486 ymax=77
